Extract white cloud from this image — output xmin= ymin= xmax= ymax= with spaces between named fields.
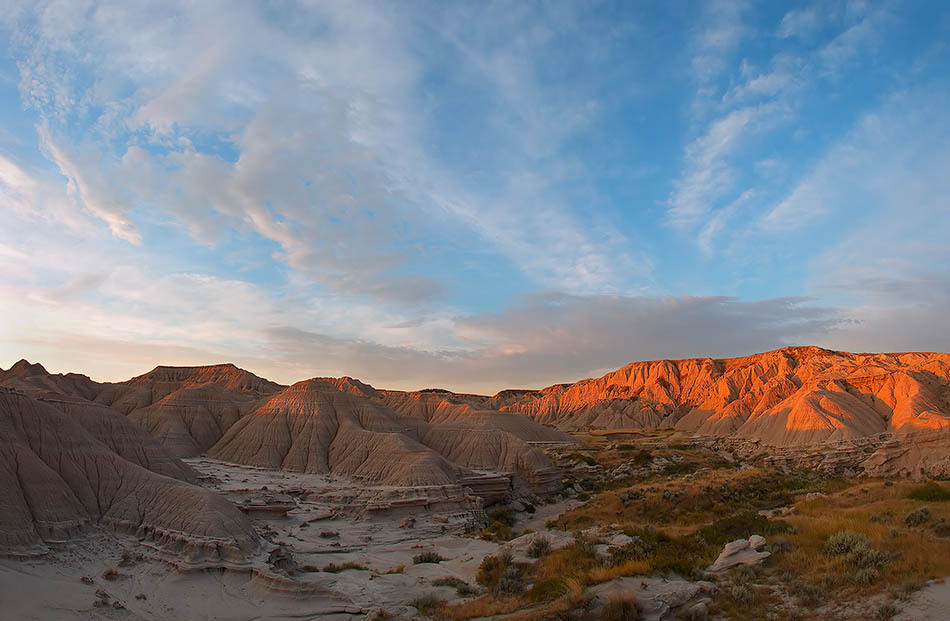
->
xmin=6 ymin=0 xmax=647 ymax=300
xmin=778 ymin=7 xmax=821 ymax=39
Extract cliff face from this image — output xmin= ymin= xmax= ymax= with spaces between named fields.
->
xmin=484 ymin=347 xmax=950 ymax=446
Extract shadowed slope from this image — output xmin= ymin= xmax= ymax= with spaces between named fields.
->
xmin=0 ymin=388 xmax=260 ymax=562
xmin=0 ymin=361 xmax=284 ymax=457
xmin=210 ymin=378 xmax=566 ymax=493
xmin=211 ymin=379 xmax=460 ymax=486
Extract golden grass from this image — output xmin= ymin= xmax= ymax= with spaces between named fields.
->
xmin=587 ymin=559 xmax=652 ymax=584
xmin=438 ymin=595 xmax=527 ymax=620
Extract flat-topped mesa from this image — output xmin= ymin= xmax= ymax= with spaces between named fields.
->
xmin=125 ymin=363 xmax=286 ymax=395
xmin=94 ymin=364 xmax=286 ymax=457
xmin=488 ymin=347 xmax=950 ymax=447
xmin=0 ymin=388 xmax=260 ymax=564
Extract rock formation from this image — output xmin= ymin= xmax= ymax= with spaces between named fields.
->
xmin=481 ymin=347 xmax=950 ymax=447
xmin=0 ymin=388 xmax=260 ymax=563
xmin=210 ymin=378 xmax=567 ymax=494
xmin=0 ymin=361 xmax=284 ymax=457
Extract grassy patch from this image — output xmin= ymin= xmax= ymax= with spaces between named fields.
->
xmin=909 ymin=482 xmax=950 ymax=502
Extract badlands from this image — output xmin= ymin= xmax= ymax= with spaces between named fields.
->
xmin=4 ymin=346 xmax=950 ymax=619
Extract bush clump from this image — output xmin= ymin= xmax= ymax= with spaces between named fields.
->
xmin=322 ymin=561 xmax=367 ymax=573
xmin=934 ymin=517 xmax=950 ymax=537
xmin=413 ymin=551 xmax=446 ymax=564
xmin=909 ymin=482 xmax=950 ymax=502
xmin=432 ymin=576 xmax=477 ymax=597
xmin=824 ymin=530 xmax=871 ymax=555
xmin=527 ymin=535 xmax=552 ymax=559
xmin=601 ymin=594 xmax=640 ymax=620
xmin=633 ymin=450 xmax=652 ymax=466
xmin=488 ymin=507 xmax=516 ymax=526
xmin=528 ymin=578 xmax=566 ymax=602
xmin=410 ymin=593 xmax=445 ymax=616
xmin=905 ymin=507 xmax=932 ymax=526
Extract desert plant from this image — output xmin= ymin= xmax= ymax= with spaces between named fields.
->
xmin=854 ymin=566 xmax=880 ymax=585
xmin=791 ymin=581 xmax=827 ymax=607
xmin=934 ymin=517 xmax=950 ymax=537
xmin=876 ymin=603 xmax=900 ymax=620
xmin=905 ymin=507 xmax=932 ymax=526
xmin=633 ymin=450 xmax=652 ymax=465
xmin=497 ymin=565 xmax=525 ymax=596
xmin=488 ymin=506 xmax=516 ymax=526
xmin=432 ymin=576 xmax=477 ymax=597
xmin=528 ymin=578 xmax=565 ymax=602
xmin=824 ymin=530 xmax=870 ymax=555
xmin=476 ymin=551 xmax=510 ymax=590
xmin=527 ymin=535 xmax=552 ymax=558
xmin=413 ymin=551 xmax=446 ymax=564
xmin=730 ymin=583 xmax=753 ymax=604
xmin=601 ymin=594 xmax=640 ymax=620
xmin=411 ymin=593 xmax=445 ymax=616
xmin=322 ymin=561 xmax=367 ymax=573
xmin=319 ymin=530 xmax=339 ymax=538
xmin=909 ymin=482 xmax=950 ymax=502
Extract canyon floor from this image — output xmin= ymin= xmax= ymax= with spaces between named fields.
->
xmin=6 ymin=432 xmax=950 ymax=620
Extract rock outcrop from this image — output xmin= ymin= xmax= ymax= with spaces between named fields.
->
xmin=210 ymin=378 xmax=565 ymax=494
xmin=0 ymin=361 xmax=284 ymax=457
xmin=482 ymin=347 xmax=950 ymax=447
xmin=706 ymin=535 xmax=770 ymax=572
xmin=0 ymin=388 xmax=260 ymax=563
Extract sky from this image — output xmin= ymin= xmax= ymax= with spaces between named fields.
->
xmin=0 ymin=0 xmax=949 ymax=393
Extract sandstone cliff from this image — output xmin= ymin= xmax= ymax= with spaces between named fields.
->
xmin=483 ymin=347 xmax=950 ymax=447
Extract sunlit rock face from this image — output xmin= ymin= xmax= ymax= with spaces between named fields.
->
xmin=482 ymin=347 xmax=950 ymax=446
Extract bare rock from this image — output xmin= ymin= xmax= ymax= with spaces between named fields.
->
xmin=706 ymin=537 xmax=770 ymax=573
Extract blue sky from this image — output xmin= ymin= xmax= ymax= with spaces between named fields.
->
xmin=1 ymin=0 xmax=949 ymax=392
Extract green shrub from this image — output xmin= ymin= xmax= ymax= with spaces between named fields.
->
xmin=432 ymin=576 xmax=477 ymax=597
xmin=633 ymin=450 xmax=652 ymax=465
xmin=476 ymin=551 xmax=512 ymax=590
xmin=528 ymin=578 xmax=565 ymax=602
xmin=413 ymin=551 xmax=446 ymax=564
xmin=791 ymin=581 xmax=827 ymax=607
xmin=730 ymin=583 xmax=753 ymax=603
xmin=498 ymin=565 xmax=525 ymax=595
xmin=322 ymin=561 xmax=367 ymax=572
xmin=846 ymin=545 xmax=890 ymax=569
xmin=905 ymin=507 xmax=932 ymax=527
xmin=570 ymin=453 xmax=599 ymax=467
xmin=410 ymin=593 xmax=445 ymax=616
xmin=696 ymin=511 xmax=791 ymax=546
xmin=527 ymin=536 xmax=552 ymax=559
xmin=601 ymin=595 xmax=640 ymax=620
xmin=824 ymin=530 xmax=870 ymax=555
xmin=488 ymin=507 xmax=516 ymax=526
xmin=854 ymin=566 xmax=880 ymax=585
xmin=909 ymin=482 xmax=950 ymax=502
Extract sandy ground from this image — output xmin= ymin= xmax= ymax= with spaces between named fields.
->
xmin=895 ymin=580 xmax=950 ymax=620
xmin=0 ymin=459 xmax=519 ymax=620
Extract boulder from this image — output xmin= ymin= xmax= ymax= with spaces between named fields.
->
xmin=706 ymin=536 xmax=770 ymax=573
